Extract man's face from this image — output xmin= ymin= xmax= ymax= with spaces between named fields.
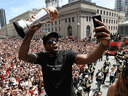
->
xmin=44 ymin=36 xmax=59 ymax=55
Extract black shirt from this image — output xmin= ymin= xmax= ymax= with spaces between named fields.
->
xmin=77 ymin=92 xmax=82 ymax=96
xmin=35 ymin=50 xmax=78 ymax=96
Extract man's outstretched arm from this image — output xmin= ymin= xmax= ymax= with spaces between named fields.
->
xmin=75 ymin=19 xmax=110 ymax=65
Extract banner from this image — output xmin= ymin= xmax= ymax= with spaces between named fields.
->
xmin=37 ymin=29 xmax=40 ymax=34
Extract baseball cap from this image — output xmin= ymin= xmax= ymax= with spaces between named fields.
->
xmin=85 ymin=66 xmax=88 ymax=69
xmin=98 ymin=69 xmax=101 ymax=71
xmin=43 ymin=32 xmax=58 ymax=45
xmin=41 ymin=87 xmax=44 ymax=90
xmin=85 ymin=75 xmax=88 ymax=78
xmin=78 ymin=87 xmax=82 ymax=91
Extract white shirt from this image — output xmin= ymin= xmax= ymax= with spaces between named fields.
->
xmin=110 ymin=71 xmax=115 ymax=76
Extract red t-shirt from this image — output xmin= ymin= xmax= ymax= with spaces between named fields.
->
xmin=2 ymin=75 xmax=6 ymax=82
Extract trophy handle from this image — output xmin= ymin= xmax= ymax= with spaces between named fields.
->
xmin=42 ymin=8 xmax=52 ymax=24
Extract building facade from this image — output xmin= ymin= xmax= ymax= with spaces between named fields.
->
xmin=68 ymin=0 xmax=92 ymax=3
xmin=0 ymin=1 xmax=125 ymax=39
xmin=0 ymin=8 xmax=7 ymax=28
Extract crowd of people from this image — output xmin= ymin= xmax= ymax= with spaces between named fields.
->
xmin=0 ymin=37 xmax=46 ymax=96
xmin=0 ymin=37 xmax=98 ymax=96
xmin=0 ymin=35 xmax=128 ymax=96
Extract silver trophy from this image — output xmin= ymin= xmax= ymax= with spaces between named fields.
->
xmin=13 ymin=6 xmax=59 ymax=38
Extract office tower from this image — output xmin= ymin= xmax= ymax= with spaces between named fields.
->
xmin=45 ymin=0 xmax=59 ymax=8
xmin=115 ymin=0 xmax=128 ymax=20
xmin=68 ymin=0 xmax=92 ymax=3
xmin=115 ymin=0 xmax=122 ymax=10
xmin=0 ymin=8 xmax=7 ymax=28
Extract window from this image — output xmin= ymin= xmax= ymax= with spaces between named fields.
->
xmin=86 ymin=16 xmax=88 ymax=21
xmin=117 ymin=14 xmax=118 ymax=17
xmin=100 ymin=10 xmax=102 ymax=14
xmin=111 ymin=26 xmax=113 ymax=30
xmin=59 ymin=20 xmax=60 ymax=24
xmin=106 ymin=12 xmax=108 ymax=15
xmin=69 ymin=18 xmax=71 ymax=22
xmin=109 ymin=12 xmax=111 ymax=16
xmin=106 ymin=19 xmax=108 ymax=23
xmin=52 ymin=22 xmax=53 ymax=25
xmin=48 ymin=28 xmax=50 ymax=32
xmin=72 ymin=17 xmax=74 ymax=22
xmin=103 ymin=19 xmax=105 ymax=23
xmin=52 ymin=28 xmax=53 ymax=31
xmin=112 ymin=13 xmax=113 ymax=16
xmin=97 ymin=9 xmax=99 ymax=14
xmin=65 ymin=18 xmax=67 ymax=23
xmin=111 ymin=20 xmax=113 ymax=23
xmin=55 ymin=21 xmax=57 ymax=25
xmin=55 ymin=27 xmax=57 ymax=31
xmin=89 ymin=17 xmax=91 ymax=21
xmin=114 ymin=20 xmax=115 ymax=24
xmin=109 ymin=26 xmax=110 ymax=30
xmin=59 ymin=27 xmax=60 ymax=31
xmin=104 ymin=11 xmax=105 ymax=15
xmin=109 ymin=19 xmax=111 ymax=23
xmin=114 ymin=13 xmax=116 ymax=17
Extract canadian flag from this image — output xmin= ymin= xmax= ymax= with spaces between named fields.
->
xmin=37 ymin=29 xmax=40 ymax=34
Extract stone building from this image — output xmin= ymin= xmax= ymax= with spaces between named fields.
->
xmin=0 ymin=1 xmax=125 ymax=39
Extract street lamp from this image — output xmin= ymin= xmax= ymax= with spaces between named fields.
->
xmin=77 ymin=10 xmax=79 ymax=40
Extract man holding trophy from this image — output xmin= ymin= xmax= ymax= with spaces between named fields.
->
xmin=13 ymin=6 xmax=110 ymax=96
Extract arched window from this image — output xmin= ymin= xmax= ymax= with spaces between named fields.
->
xmin=67 ymin=26 xmax=72 ymax=36
xmin=86 ymin=25 xmax=90 ymax=39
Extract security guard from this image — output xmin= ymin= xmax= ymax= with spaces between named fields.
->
xmin=76 ymin=87 xmax=83 ymax=96
xmin=88 ymin=63 xmax=95 ymax=81
xmin=105 ymin=59 xmax=111 ymax=67
xmin=83 ymin=66 xmax=90 ymax=78
xmin=119 ymin=60 xmax=124 ymax=71
xmin=101 ymin=63 xmax=109 ymax=84
xmin=82 ymin=75 xmax=91 ymax=96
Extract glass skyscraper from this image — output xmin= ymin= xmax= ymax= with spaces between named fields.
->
xmin=0 ymin=8 xmax=7 ymax=28
xmin=115 ymin=0 xmax=128 ymax=20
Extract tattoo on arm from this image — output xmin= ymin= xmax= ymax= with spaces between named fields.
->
xmin=27 ymin=54 xmax=37 ymax=63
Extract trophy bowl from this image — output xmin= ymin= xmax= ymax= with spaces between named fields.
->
xmin=13 ymin=6 xmax=59 ymax=38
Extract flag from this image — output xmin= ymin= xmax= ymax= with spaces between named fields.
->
xmin=37 ymin=29 xmax=40 ymax=34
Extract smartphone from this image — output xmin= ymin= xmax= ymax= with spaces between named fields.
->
xmin=92 ymin=15 xmax=102 ymax=39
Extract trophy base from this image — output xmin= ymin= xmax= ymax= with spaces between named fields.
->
xmin=13 ymin=21 xmax=26 ymax=38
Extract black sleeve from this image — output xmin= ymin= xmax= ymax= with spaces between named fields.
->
xmin=34 ymin=52 xmax=45 ymax=64
xmin=68 ymin=50 xmax=78 ymax=64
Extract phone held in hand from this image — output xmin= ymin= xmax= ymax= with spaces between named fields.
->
xmin=92 ymin=15 xmax=102 ymax=39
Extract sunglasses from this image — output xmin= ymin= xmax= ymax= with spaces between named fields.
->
xmin=47 ymin=38 xmax=58 ymax=44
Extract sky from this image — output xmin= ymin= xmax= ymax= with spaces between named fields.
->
xmin=0 ymin=0 xmax=115 ymax=24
